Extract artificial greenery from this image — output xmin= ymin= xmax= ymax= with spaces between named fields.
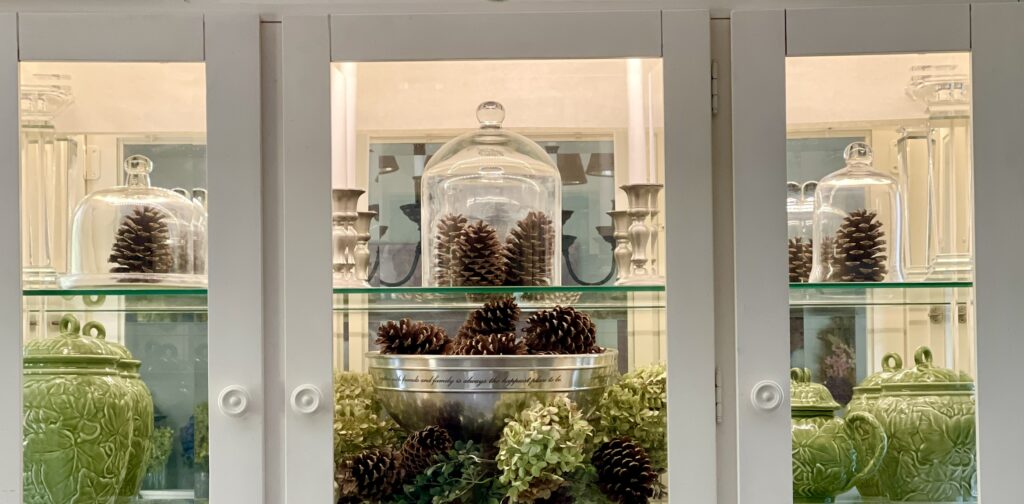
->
xmin=145 ymin=426 xmax=175 ymax=474
xmin=496 ymin=397 xmax=593 ymax=502
xmin=194 ymin=402 xmax=210 ymax=471
xmin=335 ymin=372 xmax=401 ymax=465
xmin=593 ymin=363 xmax=668 ymax=471
xmin=389 ymin=441 xmax=507 ymax=504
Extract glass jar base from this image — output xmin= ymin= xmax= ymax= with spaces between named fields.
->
xmin=926 ymin=254 xmax=974 ymax=281
xmin=59 ymin=272 xmax=208 ymax=289
xmin=22 ymin=266 xmax=59 ymax=289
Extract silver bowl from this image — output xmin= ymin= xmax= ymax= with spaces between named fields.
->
xmin=366 ymin=350 xmax=619 ymax=443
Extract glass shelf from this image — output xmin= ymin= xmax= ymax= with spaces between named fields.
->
xmin=22 ymin=288 xmax=208 ymax=313
xmin=332 ymin=285 xmax=665 ymax=313
xmin=789 ymin=282 xmax=973 ymax=307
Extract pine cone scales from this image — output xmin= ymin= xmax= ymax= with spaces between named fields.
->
xmin=109 ymin=205 xmax=172 ymax=279
xmin=336 ymin=448 xmax=403 ymax=503
xmin=505 ymin=211 xmax=555 ymax=286
xmin=524 ymin=306 xmax=598 ymax=355
xmin=835 ymin=209 xmax=888 ymax=282
xmin=788 ymin=237 xmax=812 ymax=283
xmin=376 ymin=319 xmax=450 ymax=355
xmin=592 ymin=437 xmax=658 ymax=504
xmin=399 ymin=426 xmax=453 ymax=477
xmin=457 ymin=296 xmax=521 ymax=339
xmin=454 ymin=221 xmax=507 ymax=286
xmin=434 ymin=213 xmax=468 ymax=285
xmin=448 ymin=332 xmax=527 ymax=356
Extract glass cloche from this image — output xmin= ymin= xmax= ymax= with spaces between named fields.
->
xmin=809 ymin=142 xmax=904 ymax=282
xmin=422 ymin=101 xmax=561 ymax=287
xmin=62 ymin=155 xmax=207 ymax=288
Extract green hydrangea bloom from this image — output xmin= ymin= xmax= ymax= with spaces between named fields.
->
xmin=594 ymin=362 xmax=668 ymax=471
xmin=334 ymin=372 xmax=401 ymax=465
xmin=145 ymin=426 xmax=175 ymax=473
xmin=496 ymin=396 xmax=593 ymax=502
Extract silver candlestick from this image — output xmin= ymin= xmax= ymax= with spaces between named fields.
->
xmin=354 ymin=211 xmax=376 ymax=287
xmin=608 ymin=210 xmax=633 ymax=285
xmin=332 ymin=188 xmax=365 ymax=287
xmin=618 ymin=183 xmax=664 ymax=285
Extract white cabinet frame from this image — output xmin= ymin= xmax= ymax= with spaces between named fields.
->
xmin=0 ymin=13 xmax=264 ymax=503
xmin=728 ymin=4 xmax=1022 ymax=503
xmin=277 ymin=10 xmax=715 ymax=503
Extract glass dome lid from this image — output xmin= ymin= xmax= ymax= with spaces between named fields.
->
xmin=61 ymin=155 xmax=207 ymax=288
xmin=423 ymin=101 xmax=556 ymax=176
xmin=421 ymin=102 xmax=562 ymax=287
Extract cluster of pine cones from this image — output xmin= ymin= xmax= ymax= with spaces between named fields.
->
xmin=789 ymin=208 xmax=889 ymax=283
xmin=336 ymin=425 xmax=453 ymax=503
xmin=434 ymin=211 xmax=555 ymax=287
xmin=375 ymin=297 xmax=603 ymax=356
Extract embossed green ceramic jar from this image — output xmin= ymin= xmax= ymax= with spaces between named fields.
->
xmin=790 ymin=368 xmax=887 ymax=503
xmin=876 ymin=346 xmax=977 ymax=502
xmin=23 ymin=315 xmax=133 ymax=504
xmin=846 ymin=352 xmax=903 ymax=498
xmin=82 ymin=321 xmax=154 ymax=504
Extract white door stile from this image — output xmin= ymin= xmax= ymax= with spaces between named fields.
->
xmin=969 ymin=4 xmax=1024 ymax=502
xmin=729 ymin=9 xmax=792 ymax=504
xmin=280 ymin=15 xmax=335 ymax=504
xmin=662 ymin=9 xmax=718 ymax=504
xmin=0 ymin=12 xmax=21 ymax=503
xmin=205 ymin=14 xmax=265 ymax=504
xmin=17 ymin=13 xmax=204 ymax=62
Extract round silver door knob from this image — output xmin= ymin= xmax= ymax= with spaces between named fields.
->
xmin=218 ymin=385 xmax=251 ymax=417
xmin=750 ymin=380 xmax=785 ymax=411
xmin=290 ymin=384 xmax=322 ymax=414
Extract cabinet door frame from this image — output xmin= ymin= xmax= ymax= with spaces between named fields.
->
xmin=0 ymin=13 xmax=264 ymax=502
xmin=277 ymin=10 xmax=715 ymax=503
xmin=729 ymin=3 xmax=1019 ymax=503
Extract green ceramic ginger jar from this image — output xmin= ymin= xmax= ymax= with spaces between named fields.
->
xmin=23 ymin=314 xmax=133 ymax=504
xmin=790 ymin=368 xmax=887 ymax=503
xmin=876 ymin=346 xmax=977 ymax=502
xmin=82 ymin=321 xmax=154 ymax=504
xmin=846 ymin=352 xmax=903 ymax=498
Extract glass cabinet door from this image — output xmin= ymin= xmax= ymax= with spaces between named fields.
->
xmin=276 ymin=11 xmax=715 ymax=503
xmin=729 ymin=5 xmax=1024 ymax=504
xmin=1 ymin=13 xmax=263 ymax=503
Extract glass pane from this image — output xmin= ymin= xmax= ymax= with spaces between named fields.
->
xmin=20 ymin=62 xmax=209 ymax=503
xmin=332 ymin=59 xmax=670 ymax=502
xmin=786 ymin=53 xmax=977 ymax=503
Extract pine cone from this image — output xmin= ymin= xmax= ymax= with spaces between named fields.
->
xmin=376 ymin=319 xmax=450 ymax=355
xmin=434 ymin=213 xmax=468 ymax=285
xmin=448 ymin=332 xmax=527 ymax=356
xmin=788 ymin=237 xmax=812 ymax=283
xmin=109 ymin=205 xmax=173 ymax=281
xmin=505 ymin=211 xmax=555 ymax=286
xmin=835 ymin=209 xmax=888 ymax=282
xmin=592 ymin=437 xmax=658 ymax=504
xmin=399 ymin=426 xmax=453 ymax=477
xmin=336 ymin=448 xmax=403 ymax=503
xmin=454 ymin=221 xmax=507 ymax=286
xmin=524 ymin=306 xmax=598 ymax=355
xmin=456 ymin=296 xmax=521 ymax=339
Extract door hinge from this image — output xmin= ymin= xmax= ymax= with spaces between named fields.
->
xmin=714 ymin=366 xmax=723 ymax=424
xmin=711 ymin=59 xmax=720 ymax=116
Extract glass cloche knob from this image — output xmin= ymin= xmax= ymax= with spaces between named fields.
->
xmin=124 ymin=155 xmax=154 ymax=188
xmin=125 ymin=154 xmax=154 ymax=175
xmin=843 ymin=142 xmax=873 ymax=165
xmin=476 ymin=101 xmax=505 ymax=129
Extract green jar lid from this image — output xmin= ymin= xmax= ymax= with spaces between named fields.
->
xmin=24 ymin=314 xmax=119 ymax=362
xmin=79 ymin=320 xmax=136 ymax=362
xmin=790 ymin=367 xmax=840 ymax=412
xmin=882 ymin=346 xmax=974 ymax=393
xmin=853 ymin=353 xmax=904 ymax=392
